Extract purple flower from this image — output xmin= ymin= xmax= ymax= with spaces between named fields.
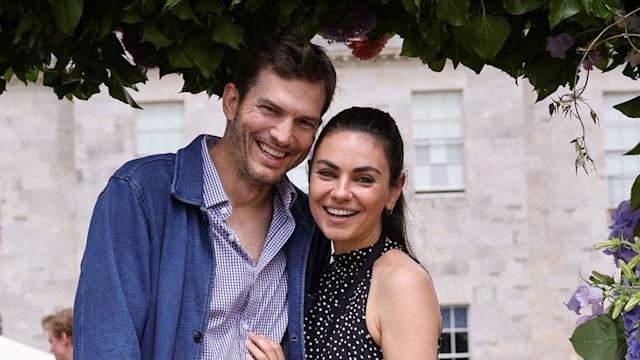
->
xmin=566 ymin=284 xmax=604 ymax=315
xmin=582 ymin=49 xmax=603 ymax=70
xmin=546 ymin=33 xmax=574 ymax=59
xmin=576 ymin=303 xmax=604 ymax=326
xmin=626 ymin=328 xmax=640 ymax=360
xmin=321 ymin=0 xmax=377 ymax=42
xmin=624 ymin=306 xmax=640 ymax=333
xmin=604 ymin=200 xmax=640 ymax=263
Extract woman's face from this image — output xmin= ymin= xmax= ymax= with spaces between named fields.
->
xmin=308 ymin=130 xmax=402 ymax=254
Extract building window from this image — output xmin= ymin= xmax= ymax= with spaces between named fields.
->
xmin=411 ymin=91 xmax=464 ymax=193
xmin=603 ymin=93 xmax=640 ymax=208
xmin=439 ymin=306 xmax=470 ymax=360
xmin=135 ymin=102 xmax=184 ymax=156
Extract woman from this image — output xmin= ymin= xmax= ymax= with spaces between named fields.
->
xmin=246 ymin=107 xmax=441 ymax=359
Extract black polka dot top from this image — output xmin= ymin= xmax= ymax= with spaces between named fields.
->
xmin=304 ymin=238 xmax=405 ymax=359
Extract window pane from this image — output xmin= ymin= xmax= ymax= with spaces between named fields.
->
xmin=603 ymin=92 xmax=640 ymax=207
xmin=454 ymin=307 xmax=467 ymax=327
xmin=415 ymin=144 xmax=431 ymax=165
xmin=447 ymin=144 xmax=463 ymax=162
xmin=439 ymin=333 xmax=452 ymax=353
xmin=447 ymin=165 xmax=464 ymax=189
xmin=455 ymin=332 xmax=469 ymax=352
xmin=135 ymin=102 xmax=184 ymax=156
xmin=412 ymin=91 xmax=464 ymax=192
xmin=430 ymin=144 xmax=447 ymax=163
xmin=430 ymin=164 xmax=447 ymax=187
xmin=441 ymin=308 xmax=451 ymax=329
xmin=414 ymin=166 xmax=431 ymax=191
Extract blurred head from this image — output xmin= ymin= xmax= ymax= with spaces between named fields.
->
xmin=309 ymin=107 xmax=410 ymax=253
xmin=41 ymin=308 xmax=73 ymax=360
xmin=233 ymin=32 xmax=336 ymax=116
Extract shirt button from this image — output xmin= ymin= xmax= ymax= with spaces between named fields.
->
xmin=193 ymin=331 xmax=203 ymax=343
xmin=220 ymin=207 xmax=229 ymax=215
xmin=242 ymin=323 xmax=249 ymax=330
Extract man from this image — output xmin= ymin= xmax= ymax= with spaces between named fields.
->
xmin=73 ymin=33 xmax=336 ymax=359
xmin=41 ymin=308 xmax=73 ymax=360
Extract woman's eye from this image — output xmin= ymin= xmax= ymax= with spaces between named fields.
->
xmin=357 ymin=176 xmax=374 ymax=184
xmin=317 ymin=169 xmax=334 ymax=177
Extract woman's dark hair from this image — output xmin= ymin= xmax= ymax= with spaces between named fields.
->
xmin=233 ymin=32 xmax=337 ymax=115
xmin=311 ymin=107 xmax=412 ymax=255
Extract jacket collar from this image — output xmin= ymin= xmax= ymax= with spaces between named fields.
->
xmin=171 ymin=134 xmax=207 ymax=206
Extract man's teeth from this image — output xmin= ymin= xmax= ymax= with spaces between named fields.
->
xmin=259 ymin=142 xmax=285 ymax=158
xmin=326 ymin=207 xmax=357 ymax=216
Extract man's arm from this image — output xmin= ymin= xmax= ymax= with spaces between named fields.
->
xmin=74 ymin=176 xmax=151 ymax=359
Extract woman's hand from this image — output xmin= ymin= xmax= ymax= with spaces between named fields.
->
xmin=244 ymin=332 xmax=285 ymax=360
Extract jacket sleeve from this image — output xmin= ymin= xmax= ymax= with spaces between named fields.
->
xmin=73 ymin=176 xmax=151 ymax=359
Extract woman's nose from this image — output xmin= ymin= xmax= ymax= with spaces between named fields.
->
xmin=330 ymin=179 xmax=352 ymax=200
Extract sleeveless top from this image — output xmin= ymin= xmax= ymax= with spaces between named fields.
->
xmin=304 ymin=235 xmax=405 ymax=359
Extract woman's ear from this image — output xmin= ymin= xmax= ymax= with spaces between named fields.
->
xmin=386 ymin=172 xmax=406 ymax=212
xmin=222 ymin=83 xmax=239 ymax=121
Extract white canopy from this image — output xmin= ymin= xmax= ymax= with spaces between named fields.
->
xmin=0 ymin=335 xmax=54 ymax=360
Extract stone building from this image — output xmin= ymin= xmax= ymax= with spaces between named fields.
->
xmin=0 ymin=37 xmax=638 ymax=358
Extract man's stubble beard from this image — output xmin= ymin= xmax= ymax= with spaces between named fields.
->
xmin=227 ymin=114 xmax=287 ymax=186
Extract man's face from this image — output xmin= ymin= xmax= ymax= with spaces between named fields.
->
xmin=46 ymin=331 xmax=72 ymax=360
xmin=224 ymin=70 xmax=326 ymax=185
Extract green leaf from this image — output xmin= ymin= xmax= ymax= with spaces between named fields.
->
xmin=631 ymin=175 xmax=640 ymax=211
xmin=162 ymin=0 xmax=182 ymax=11
xmin=436 ymin=0 xmax=469 ymax=26
xmin=614 ymin=95 xmax=640 ymax=118
xmin=462 ymin=14 xmax=511 ymax=59
xmin=210 ymin=17 xmax=245 ymax=50
xmin=194 ymin=0 xmax=225 ymax=14
xmin=549 ymin=0 xmax=583 ymax=29
xmin=581 ymin=0 xmax=615 ymax=19
xmin=12 ymin=16 xmax=35 ymax=45
xmin=503 ymin=0 xmax=544 ymax=15
xmin=168 ymin=48 xmax=194 ymax=68
xmin=48 ymin=0 xmax=83 ymax=36
xmin=171 ymin=1 xmax=198 ymax=21
xmin=121 ymin=9 xmax=143 ymax=24
xmin=624 ymin=142 xmax=640 ymax=156
xmin=569 ymin=315 xmax=627 ymax=359
xmin=242 ymin=0 xmax=268 ymax=12
xmin=184 ymin=38 xmax=223 ymax=78
xmin=141 ymin=25 xmax=174 ymax=48
xmin=106 ymin=77 xmax=142 ymax=109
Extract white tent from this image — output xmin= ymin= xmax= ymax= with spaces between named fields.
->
xmin=0 ymin=335 xmax=54 ymax=360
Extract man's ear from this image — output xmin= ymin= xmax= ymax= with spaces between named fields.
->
xmin=60 ymin=332 xmax=71 ymax=346
xmin=222 ymin=82 xmax=239 ymax=121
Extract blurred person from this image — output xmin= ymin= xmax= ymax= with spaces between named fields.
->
xmin=73 ymin=32 xmax=336 ymax=359
xmin=41 ymin=308 xmax=73 ymax=360
xmin=246 ymin=107 xmax=441 ymax=359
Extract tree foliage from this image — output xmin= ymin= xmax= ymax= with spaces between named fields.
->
xmin=0 ymin=0 xmax=636 ymax=109
xmin=4 ymin=0 xmax=640 ymax=223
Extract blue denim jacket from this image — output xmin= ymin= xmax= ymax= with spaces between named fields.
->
xmin=73 ymin=135 xmax=330 ymax=359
